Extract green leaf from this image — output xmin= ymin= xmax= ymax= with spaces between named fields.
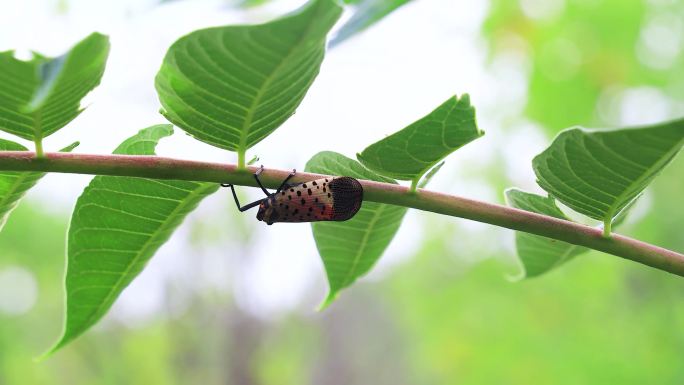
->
xmin=0 ymin=33 xmax=109 ymax=144
xmin=505 ymin=188 xmax=588 ymax=278
xmin=0 ymin=140 xmax=78 ymax=232
xmin=357 ymin=94 xmax=483 ymax=186
xmin=49 ymin=124 xmax=219 ymax=353
xmin=330 ymin=0 xmax=413 ymax=47
xmin=305 ymin=151 xmax=407 ymax=308
xmin=533 ymin=118 xmax=684 ymax=234
xmin=155 ymin=0 xmax=342 ymax=160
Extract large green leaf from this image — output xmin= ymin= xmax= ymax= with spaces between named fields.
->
xmin=49 ymin=125 xmax=219 ymax=353
xmin=0 ymin=140 xmax=78 ymax=232
xmin=357 ymin=94 xmax=483 ymax=186
xmin=0 ymin=33 xmax=109 ymax=144
xmin=306 ymin=151 xmax=407 ymax=308
xmin=155 ymin=0 xmax=342 ymax=158
xmin=505 ymin=189 xmax=588 ymax=278
xmin=330 ymin=0 xmax=413 ymax=47
xmin=533 ymin=119 xmax=684 ymax=234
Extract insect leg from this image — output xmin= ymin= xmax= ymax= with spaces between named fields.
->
xmin=221 ymin=184 xmax=263 ymax=212
xmin=276 ymin=169 xmax=297 ymax=193
xmin=253 ymin=165 xmax=271 ymax=196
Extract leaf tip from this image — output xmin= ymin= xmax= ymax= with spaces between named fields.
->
xmin=36 ymin=333 xmax=69 ymax=361
xmin=88 ymin=31 xmax=110 ymax=41
xmin=61 ymin=141 xmax=80 ymax=152
xmin=503 ymin=187 xmax=522 ymax=204
xmin=457 ymin=93 xmax=471 ymax=105
xmin=247 ymin=154 xmax=260 ymax=166
xmin=79 ymin=31 xmax=111 ymax=56
xmin=317 ymin=291 xmax=339 ymax=311
xmin=33 ymin=352 xmax=51 ymax=363
xmin=34 ymin=347 xmax=56 ymax=362
xmin=504 ymin=268 xmax=526 ymax=282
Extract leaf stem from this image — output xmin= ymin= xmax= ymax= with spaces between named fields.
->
xmin=602 ymin=220 xmax=612 ymax=238
xmin=34 ymin=136 xmax=45 ymax=158
xmin=409 ymin=177 xmax=419 ymax=193
xmin=237 ymin=148 xmax=246 ymax=170
xmin=0 ymin=151 xmax=682 ymax=277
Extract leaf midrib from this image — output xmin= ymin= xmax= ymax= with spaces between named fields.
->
xmin=338 ymin=203 xmax=389 ymax=289
xmin=237 ymin=15 xmax=324 ymax=152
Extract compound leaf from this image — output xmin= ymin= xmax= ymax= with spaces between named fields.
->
xmin=533 ymin=118 xmax=684 ymax=234
xmin=505 ymin=188 xmax=588 ymax=278
xmin=306 ymin=151 xmax=406 ymax=308
xmin=155 ymin=0 xmax=342 ymax=156
xmin=49 ymin=125 xmax=218 ymax=353
xmin=357 ymin=94 xmax=483 ymax=185
xmin=0 ymin=33 xmax=109 ymax=143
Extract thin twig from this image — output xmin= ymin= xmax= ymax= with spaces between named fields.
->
xmin=0 ymin=150 xmax=682 ymax=276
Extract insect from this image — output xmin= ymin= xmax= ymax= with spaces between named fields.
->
xmin=221 ymin=166 xmax=363 ymax=225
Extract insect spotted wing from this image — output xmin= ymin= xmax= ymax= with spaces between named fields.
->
xmin=258 ymin=177 xmax=363 ymax=224
xmin=223 ymin=167 xmax=363 ymax=226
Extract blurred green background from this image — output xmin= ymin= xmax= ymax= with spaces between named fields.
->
xmin=1 ymin=0 xmax=684 ymax=384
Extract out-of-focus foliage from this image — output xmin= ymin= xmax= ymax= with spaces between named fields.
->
xmin=231 ymin=0 xmax=413 ymax=48
xmin=330 ymin=0 xmax=413 ymax=47
xmin=385 ymin=226 xmax=684 ymax=384
xmin=483 ymin=0 xmax=684 ymax=132
xmin=3 ymin=202 xmax=684 ymax=384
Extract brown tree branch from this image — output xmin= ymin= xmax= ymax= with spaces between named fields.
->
xmin=0 ymin=150 xmax=682 ymax=276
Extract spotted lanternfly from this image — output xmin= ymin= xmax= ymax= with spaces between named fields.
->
xmin=221 ymin=166 xmax=363 ymax=225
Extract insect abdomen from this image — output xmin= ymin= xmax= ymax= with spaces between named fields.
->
xmin=270 ymin=177 xmax=363 ymax=223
